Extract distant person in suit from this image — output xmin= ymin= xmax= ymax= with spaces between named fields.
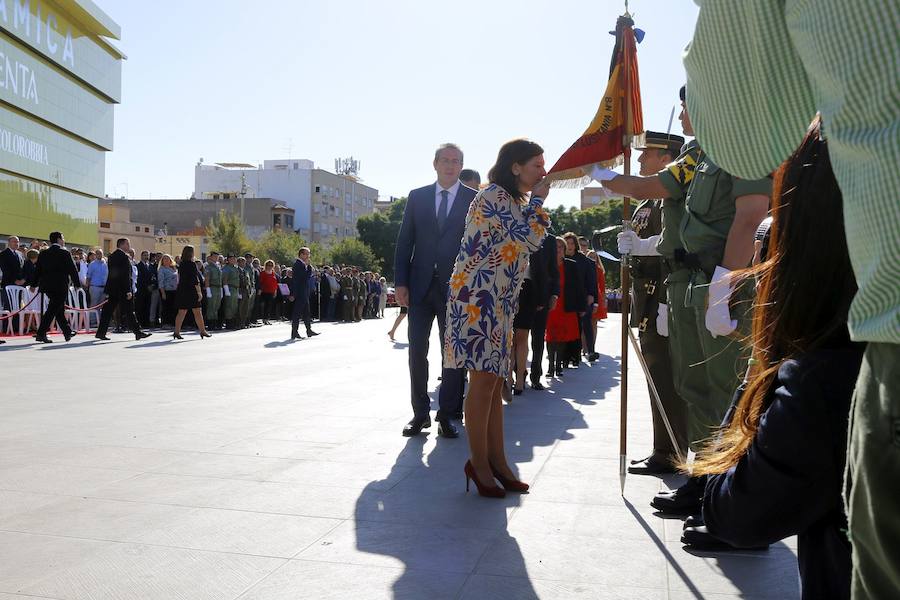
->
xmin=290 ymin=247 xmax=319 ymax=339
xmin=135 ymin=250 xmax=153 ymax=327
xmin=28 ymin=231 xmax=82 ymax=343
xmin=527 ymin=235 xmax=560 ymax=390
xmin=95 ymin=238 xmax=151 ymax=341
xmin=1 ymin=235 xmax=26 ymax=338
xmin=394 ymin=143 xmax=477 ymax=439
xmin=459 ymin=169 xmax=481 ymax=190
xmin=173 ymin=245 xmax=210 ymax=339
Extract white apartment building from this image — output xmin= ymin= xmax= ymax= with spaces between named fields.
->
xmin=194 ymin=159 xmax=378 ymax=244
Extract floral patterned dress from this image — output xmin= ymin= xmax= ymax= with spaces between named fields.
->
xmin=444 ymin=184 xmax=550 ymax=376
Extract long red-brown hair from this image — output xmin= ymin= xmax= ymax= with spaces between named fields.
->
xmin=691 ymin=117 xmax=857 ymax=476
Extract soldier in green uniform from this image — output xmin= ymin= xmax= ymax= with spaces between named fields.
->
xmin=618 ymin=87 xmax=770 ymax=517
xmin=614 ymin=131 xmax=691 ymax=475
xmin=242 ymin=254 xmax=258 ymax=327
xmin=340 ymin=267 xmax=355 ymax=322
xmin=221 ymin=255 xmax=240 ymax=329
xmin=353 ymin=268 xmax=365 ymax=322
xmin=204 ymin=251 xmax=223 ymax=330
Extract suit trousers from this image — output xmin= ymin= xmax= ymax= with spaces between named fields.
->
xmin=36 ymin=290 xmax=72 ymax=337
xmin=580 ymin=311 xmax=595 ymax=353
xmin=149 ymin=288 xmax=160 ymax=324
xmin=291 ymin=298 xmax=311 ymax=334
xmin=96 ymin=294 xmax=142 ymax=337
xmin=529 ymin=307 xmax=549 ymax=383
xmin=407 ymin=278 xmax=464 ymax=420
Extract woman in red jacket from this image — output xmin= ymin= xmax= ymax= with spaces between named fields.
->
xmin=258 ymin=260 xmax=280 ymax=325
xmin=545 ymin=237 xmax=582 ymax=377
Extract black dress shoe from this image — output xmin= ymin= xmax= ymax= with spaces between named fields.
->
xmin=684 ymin=513 xmax=705 ymax=529
xmin=94 ymin=334 xmax=111 ymax=341
xmin=588 ymin=352 xmax=600 ymax=361
xmin=651 ymin=475 xmax=706 ymax=515
xmin=436 ymin=418 xmax=459 ymax=439
xmin=402 ymin=417 xmax=431 ymax=437
xmin=628 ymin=456 xmax=676 ymax=475
xmin=135 ymin=331 xmax=152 ymax=340
xmin=63 ymin=330 xmax=77 ymax=342
xmin=306 ymin=330 xmax=320 ymax=336
xmin=530 ymin=380 xmax=545 ymax=390
xmin=681 ymin=525 xmax=768 ymax=551
xmin=291 ymin=332 xmax=305 ymax=340
xmin=34 ymin=335 xmax=52 ymax=343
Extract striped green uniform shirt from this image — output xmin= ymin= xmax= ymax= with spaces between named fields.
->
xmin=682 ymin=0 xmax=900 ymax=344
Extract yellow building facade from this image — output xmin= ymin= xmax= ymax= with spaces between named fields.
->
xmin=0 ymin=0 xmax=123 ymax=247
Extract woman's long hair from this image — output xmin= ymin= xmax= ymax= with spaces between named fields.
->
xmin=488 ymin=139 xmax=544 ymax=201
xmin=180 ymin=245 xmax=195 ymax=264
xmin=691 ymin=117 xmax=857 ymax=476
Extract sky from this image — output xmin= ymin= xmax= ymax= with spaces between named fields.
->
xmin=103 ymin=0 xmax=700 ymax=209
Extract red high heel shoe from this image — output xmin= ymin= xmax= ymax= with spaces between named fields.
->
xmin=490 ymin=463 xmax=530 ymax=493
xmin=464 ymin=460 xmax=505 ymax=498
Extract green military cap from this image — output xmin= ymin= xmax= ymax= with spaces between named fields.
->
xmin=636 ymin=130 xmax=685 ymax=155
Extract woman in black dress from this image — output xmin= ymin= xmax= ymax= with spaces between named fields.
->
xmin=173 ymin=245 xmax=211 ymax=339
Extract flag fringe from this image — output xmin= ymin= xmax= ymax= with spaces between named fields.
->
xmin=545 ymin=155 xmax=624 ymax=188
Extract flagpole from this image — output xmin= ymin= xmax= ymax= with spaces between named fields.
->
xmin=618 ymin=13 xmax=634 ymax=496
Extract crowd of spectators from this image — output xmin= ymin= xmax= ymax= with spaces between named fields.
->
xmin=0 ymin=237 xmax=391 ymax=339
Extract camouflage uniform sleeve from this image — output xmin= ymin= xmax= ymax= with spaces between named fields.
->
xmin=658 ymin=141 xmax=703 ymax=200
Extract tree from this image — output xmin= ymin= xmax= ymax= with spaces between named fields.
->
xmin=356 ymin=197 xmax=406 ymax=280
xmin=326 ymin=237 xmax=382 ymax=272
xmin=207 ymin=210 xmax=252 ymax=257
xmin=251 ymin=229 xmax=309 ymax=267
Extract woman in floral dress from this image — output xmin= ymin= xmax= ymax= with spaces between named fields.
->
xmin=444 ymin=139 xmax=551 ymax=498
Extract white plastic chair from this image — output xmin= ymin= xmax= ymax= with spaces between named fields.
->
xmin=73 ymin=287 xmax=97 ymax=331
xmin=65 ymin=287 xmax=82 ymax=332
xmin=20 ymin=287 xmax=49 ymax=335
xmin=1 ymin=285 xmax=25 ymax=336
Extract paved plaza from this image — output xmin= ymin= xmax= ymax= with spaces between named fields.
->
xmin=1 ymin=312 xmax=800 ymax=599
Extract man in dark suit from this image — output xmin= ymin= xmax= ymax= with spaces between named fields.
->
xmin=394 ymin=143 xmax=477 ymax=438
xmin=29 ymin=232 xmax=81 ymax=343
xmin=1 ymin=235 xmax=26 ymax=340
xmin=290 ymin=247 xmax=319 ymax=339
xmin=528 ymin=235 xmax=561 ymax=389
xmin=135 ymin=250 xmax=153 ymax=327
xmin=95 ymin=238 xmax=150 ymax=341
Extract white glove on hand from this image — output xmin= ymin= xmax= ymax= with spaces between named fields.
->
xmin=656 ymin=303 xmax=668 ymax=337
xmin=705 ymin=265 xmax=737 ymax=338
xmin=223 ymin=285 xmax=231 ymax=297
xmin=590 ymin=166 xmax=618 ymax=182
xmin=617 ymin=231 xmax=660 ymax=256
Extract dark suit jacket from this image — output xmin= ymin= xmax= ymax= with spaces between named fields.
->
xmin=291 ymin=259 xmax=312 ymax=303
xmin=572 ymin=251 xmax=598 ymax=302
xmin=530 ymin=236 xmax=560 ymax=306
xmin=394 ymin=183 xmax=477 ymax=305
xmin=562 ymin=258 xmax=587 ymax=313
xmin=136 ymin=261 xmax=152 ymax=291
xmin=32 ymin=244 xmax=81 ymax=295
xmin=104 ymin=249 xmax=134 ymax=299
xmin=0 ymin=247 xmax=24 ymax=286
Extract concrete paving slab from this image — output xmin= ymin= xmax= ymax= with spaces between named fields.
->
xmin=0 ymin=314 xmax=801 ymax=599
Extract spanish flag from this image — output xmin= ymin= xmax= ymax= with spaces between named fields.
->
xmin=547 ymin=15 xmax=644 ymax=186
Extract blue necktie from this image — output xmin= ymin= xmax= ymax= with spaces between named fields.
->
xmin=437 ymin=190 xmax=449 ymax=231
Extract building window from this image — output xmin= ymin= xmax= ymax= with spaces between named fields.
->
xmin=273 ymin=214 xmax=282 ymax=228
xmin=315 ymin=186 xmax=321 ymax=193
xmin=293 ymin=162 xmax=299 ymax=169
xmin=100 ymin=222 xmax=110 ymax=229
xmin=135 ymin=226 xmax=141 ymax=232
xmin=286 ymin=215 xmax=294 ymax=229
xmin=144 ymin=227 xmax=150 ymax=233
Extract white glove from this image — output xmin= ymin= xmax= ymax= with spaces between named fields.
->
xmin=205 ymin=287 xmax=212 ymax=298
xmin=656 ymin=303 xmax=668 ymax=337
xmin=589 ymin=166 xmax=618 ymax=182
xmin=705 ymin=266 xmax=737 ymax=337
xmin=223 ymin=285 xmax=231 ymax=297
xmin=617 ymin=231 xmax=660 ymax=256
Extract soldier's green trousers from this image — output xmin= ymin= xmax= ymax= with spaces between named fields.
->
xmin=667 ymin=270 xmax=751 ymax=450
xmin=846 ymin=342 xmax=900 ymax=599
xmin=639 ymin=326 xmax=689 ymax=460
xmin=206 ymin=287 xmax=222 ymax=321
xmin=223 ymin=293 xmax=238 ymax=319
xmin=238 ymin=290 xmax=252 ymax=324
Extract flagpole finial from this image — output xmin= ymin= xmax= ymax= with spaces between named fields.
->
xmin=624 ymin=0 xmax=631 ymax=17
